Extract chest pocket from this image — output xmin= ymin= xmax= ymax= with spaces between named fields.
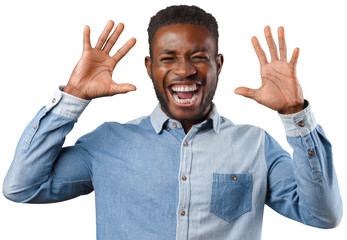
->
xmin=210 ymin=173 xmax=252 ymax=222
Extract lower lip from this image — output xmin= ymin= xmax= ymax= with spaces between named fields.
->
xmin=168 ymin=87 xmax=202 ymax=107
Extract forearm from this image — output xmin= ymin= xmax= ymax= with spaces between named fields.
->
xmin=3 ymin=88 xmax=90 ymax=202
xmin=266 ymin=103 xmax=342 ymax=228
xmin=286 ymin=125 xmax=342 ymax=227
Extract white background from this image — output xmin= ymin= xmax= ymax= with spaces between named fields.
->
xmin=0 ymin=0 xmax=346 ymax=239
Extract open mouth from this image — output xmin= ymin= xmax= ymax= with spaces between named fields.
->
xmin=169 ymin=83 xmax=201 ymax=106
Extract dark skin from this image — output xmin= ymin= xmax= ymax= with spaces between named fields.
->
xmin=145 ymin=24 xmax=223 ymax=132
xmin=235 ymin=26 xmax=304 ymax=114
xmin=64 ymin=21 xmax=304 ymax=133
xmin=64 ymin=21 xmax=137 ymax=99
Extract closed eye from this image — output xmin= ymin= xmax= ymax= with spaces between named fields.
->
xmin=191 ymin=55 xmax=209 ymax=62
xmin=160 ymin=57 xmax=176 ymax=63
xmin=193 ymin=56 xmax=208 ymax=60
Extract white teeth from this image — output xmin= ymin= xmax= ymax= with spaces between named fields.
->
xmin=171 ymin=84 xmax=198 ymax=92
xmin=173 ymin=92 xmax=199 ymax=104
xmin=171 ymin=84 xmax=200 ymax=104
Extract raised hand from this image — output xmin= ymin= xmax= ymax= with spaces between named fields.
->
xmin=235 ymin=26 xmax=305 ymax=114
xmin=64 ymin=20 xmax=136 ymax=100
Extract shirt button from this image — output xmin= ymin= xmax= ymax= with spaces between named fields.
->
xmin=172 ymin=122 xmax=178 ymax=128
xmin=298 ymin=121 xmax=305 ymax=127
xmin=52 ymin=98 xmax=56 ymax=103
xmin=33 ymin=124 xmax=38 ymax=130
xmin=232 ymin=175 xmax=237 ymax=181
xmin=180 ymin=210 xmax=186 ymax=216
xmin=183 ymin=142 xmax=189 ymax=147
xmin=308 ymin=150 xmax=315 ymax=157
xmin=182 ymin=176 xmax=187 ymax=181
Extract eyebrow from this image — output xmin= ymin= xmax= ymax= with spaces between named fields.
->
xmin=159 ymin=50 xmax=176 ymax=55
xmin=159 ymin=48 xmax=209 ymax=56
xmin=191 ymin=48 xmax=209 ymax=54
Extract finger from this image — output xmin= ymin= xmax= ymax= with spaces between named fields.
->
xmin=83 ymin=25 xmax=92 ymax=51
xmin=288 ymin=48 xmax=300 ymax=69
xmin=234 ymin=87 xmax=260 ymax=102
xmin=252 ymin=36 xmax=268 ymax=66
xmin=95 ymin=20 xmax=115 ymax=49
xmin=103 ymin=23 xmax=124 ymax=54
xmin=278 ymin=26 xmax=287 ymax=61
xmin=112 ymin=38 xmax=136 ymax=63
xmin=109 ymin=82 xmax=137 ymax=95
xmin=264 ymin=26 xmax=279 ymax=62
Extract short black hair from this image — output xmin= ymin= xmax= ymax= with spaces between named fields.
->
xmin=147 ymin=5 xmax=219 ymax=57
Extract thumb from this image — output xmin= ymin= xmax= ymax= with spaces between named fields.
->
xmin=234 ymin=87 xmax=259 ymax=101
xmin=109 ymin=82 xmax=137 ymax=95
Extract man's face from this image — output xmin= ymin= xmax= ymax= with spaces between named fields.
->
xmin=145 ymin=23 xmax=223 ymax=124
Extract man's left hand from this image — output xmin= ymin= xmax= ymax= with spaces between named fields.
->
xmin=235 ymin=26 xmax=305 ymax=114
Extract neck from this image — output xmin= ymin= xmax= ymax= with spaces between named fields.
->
xmin=179 ymin=105 xmax=213 ymax=134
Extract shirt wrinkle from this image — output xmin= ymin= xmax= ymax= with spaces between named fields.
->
xmin=2 ymin=88 xmax=343 ymax=239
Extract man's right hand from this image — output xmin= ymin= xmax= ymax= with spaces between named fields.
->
xmin=64 ymin=20 xmax=136 ymax=100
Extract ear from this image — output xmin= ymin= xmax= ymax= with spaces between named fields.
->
xmin=145 ymin=56 xmax=152 ymax=78
xmin=216 ymin=54 xmax=224 ymax=75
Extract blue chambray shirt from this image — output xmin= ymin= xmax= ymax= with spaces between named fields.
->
xmin=3 ymin=88 xmax=343 ymax=240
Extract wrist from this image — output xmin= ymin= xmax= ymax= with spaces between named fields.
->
xmin=63 ymin=84 xmax=89 ymax=100
xmin=278 ymin=101 xmax=316 ymax=137
xmin=51 ymin=87 xmax=91 ymax=120
xmin=278 ymin=100 xmax=307 ymax=115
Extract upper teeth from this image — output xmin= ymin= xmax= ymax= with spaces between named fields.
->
xmin=171 ymin=84 xmax=198 ymax=92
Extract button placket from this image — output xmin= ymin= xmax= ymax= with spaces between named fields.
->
xmin=308 ymin=150 xmax=315 ymax=157
xmin=303 ymin=133 xmax=323 ymax=182
xmin=176 ymin=132 xmax=196 ymax=238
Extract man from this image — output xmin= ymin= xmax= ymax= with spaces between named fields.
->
xmin=3 ymin=5 xmax=342 ymax=240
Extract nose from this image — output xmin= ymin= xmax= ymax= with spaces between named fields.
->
xmin=173 ymin=59 xmax=196 ymax=78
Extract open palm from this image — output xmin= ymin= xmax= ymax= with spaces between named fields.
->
xmin=235 ymin=26 xmax=304 ymax=114
xmin=65 ymin=21 xmax=136 ymax=100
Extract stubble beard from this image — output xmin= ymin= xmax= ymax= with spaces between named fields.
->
xmin=151 ymin=75 xmax=218 ymax=124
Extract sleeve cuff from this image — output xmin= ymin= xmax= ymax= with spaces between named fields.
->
xmin=278 ymin=101 xmax=317 ymax=137
xmin=45 ymin=86 xmax=91 ymax=120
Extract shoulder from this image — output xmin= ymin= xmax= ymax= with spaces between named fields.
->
xmin=75 ymin=115 xmax=153 ymax=148
xmin=100 ymin=115 xmax=152 ymax=133
xmin=219 ymin=115 xmax=265 ymax=137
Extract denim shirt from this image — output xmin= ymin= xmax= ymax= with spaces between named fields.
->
xmin=3 ymin=89 xmax=342 ymax=240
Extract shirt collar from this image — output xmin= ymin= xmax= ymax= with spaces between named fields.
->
xmin=150 ymin=103 xmax=221 ymax=134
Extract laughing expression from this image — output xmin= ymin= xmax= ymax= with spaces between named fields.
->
xmin=145 ymin=23 xmax=223 ymax=130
